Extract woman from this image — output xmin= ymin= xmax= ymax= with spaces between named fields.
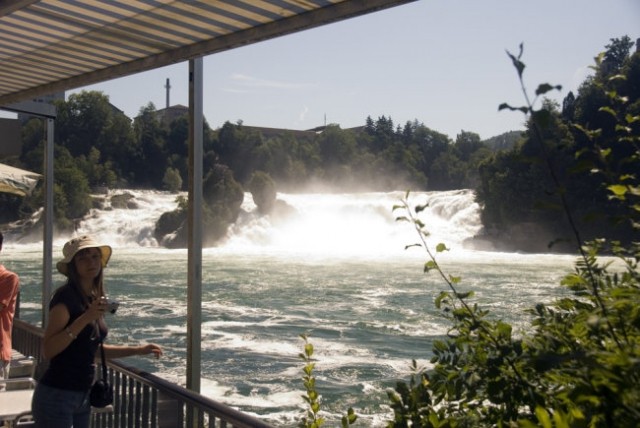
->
xmin=32 ymin=235 xmax=162 ymax=428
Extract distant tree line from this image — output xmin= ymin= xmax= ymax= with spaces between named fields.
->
xmin=1 ymin=36 xmax=634 ymax=251
xmin=215 ymin=117 xmax=501 ymax=192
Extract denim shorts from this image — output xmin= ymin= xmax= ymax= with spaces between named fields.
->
xmin=31 ymin=382 xmax=91 ymax=428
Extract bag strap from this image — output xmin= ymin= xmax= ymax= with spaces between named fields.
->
xmin=98 ymin=334 xmax=108 ymax=381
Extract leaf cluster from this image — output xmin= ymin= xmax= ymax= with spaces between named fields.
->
xmin=298 ymin=334 xmax=357 ymax=428
xmin=476 ymin=37 xmax=639 ymax=252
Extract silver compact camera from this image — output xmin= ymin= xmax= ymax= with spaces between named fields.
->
xmin=105 ymin=300 xmax=120 ymax=314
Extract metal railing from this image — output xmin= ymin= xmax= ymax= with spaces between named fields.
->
xmin=12 ymin=318 xmax=273 ymax=428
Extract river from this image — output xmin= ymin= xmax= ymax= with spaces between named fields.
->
xmin=3 ymin=189 xmax=577 ymax=426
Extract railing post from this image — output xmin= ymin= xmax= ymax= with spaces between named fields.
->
xmin=157 ymin=391 xmax=183 ymax=428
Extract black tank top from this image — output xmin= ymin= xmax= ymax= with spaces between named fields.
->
xmin=39 ymin=284 xmax=108 ymax=391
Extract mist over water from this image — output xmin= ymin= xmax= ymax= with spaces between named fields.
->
xmin=6 ymin=189 xmax=577 ymax=427
xmin=224 ymin=189 xmax=483 ymax=259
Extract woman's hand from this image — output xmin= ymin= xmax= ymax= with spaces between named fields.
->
xmin=84 ymin=297 xmax=108 ymax=322
xmin=138 ymin=343 xmax=163 ymax=359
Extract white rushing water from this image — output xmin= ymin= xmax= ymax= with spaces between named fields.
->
xmin=9 ymin=188 xmax=482 ymax=254
xmin=5 ymin=189 xmax=578 ymax=427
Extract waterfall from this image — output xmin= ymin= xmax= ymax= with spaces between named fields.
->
xmin=14 ymin=189 xmax=483 ymax=257
xmin=223 ymin=189 xmax=482 ymax=256
xmin=74 ymin=190 xmax=182 ymax=247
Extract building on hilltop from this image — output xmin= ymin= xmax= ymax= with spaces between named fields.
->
xmin=155 ymin=104 xmax=189 ymax=127
xmin=150 ymin=78 xmax=190 ymax=127
xmin=145 ymin=78 xmax=368 ymax=136
xmin=239 ymin=125 xmax=318 ymax=139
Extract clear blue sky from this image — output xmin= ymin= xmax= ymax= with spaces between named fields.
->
xmin=7 ymin=1 xmax=640 ymax=140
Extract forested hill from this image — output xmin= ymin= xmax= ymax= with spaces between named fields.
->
xmin=483 ymin=130 xmax=522 ymax=151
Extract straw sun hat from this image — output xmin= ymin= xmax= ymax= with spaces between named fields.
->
xmin=56 ymin=235 xmax=112 ymax=276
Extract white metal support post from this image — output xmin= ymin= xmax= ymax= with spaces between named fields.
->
xmin=43 ymin=118 xmax=54 ymax=327
xmin=187 ymin=57 xmax=203 ymax=399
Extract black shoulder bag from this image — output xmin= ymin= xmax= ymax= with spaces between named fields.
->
xmin=89 ymin=337 xmax=113 ymax=408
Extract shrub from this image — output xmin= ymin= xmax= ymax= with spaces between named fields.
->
xmin=387 ymin=44 xmax=639 ymax=428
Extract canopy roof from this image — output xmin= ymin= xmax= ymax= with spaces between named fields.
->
xmin=0 ymin=162 xmax=41 ymax=196
xmin=0 ymin=0 xmax=414 ymax=107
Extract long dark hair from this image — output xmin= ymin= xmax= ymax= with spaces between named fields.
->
xmin=65 ymin=248 xmax=107 ymax=304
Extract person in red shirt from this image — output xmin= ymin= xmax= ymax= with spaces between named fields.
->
xmin=0 ymin=231 xmax=20 ymax=384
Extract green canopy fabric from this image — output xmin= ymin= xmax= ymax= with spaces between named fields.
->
xmin=0 ymin=163 xmax=41 ymax=197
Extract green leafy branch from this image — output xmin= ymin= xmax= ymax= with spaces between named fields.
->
xmin=298 ymin=333 xmax=324 ymax=428
xmin=500 ymin=43 xmax=626 ymax=350
xmin=393 ymin=194 xmax=540 ymax=420
xmin=298 ymin=334 xmax=357 ymax=428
